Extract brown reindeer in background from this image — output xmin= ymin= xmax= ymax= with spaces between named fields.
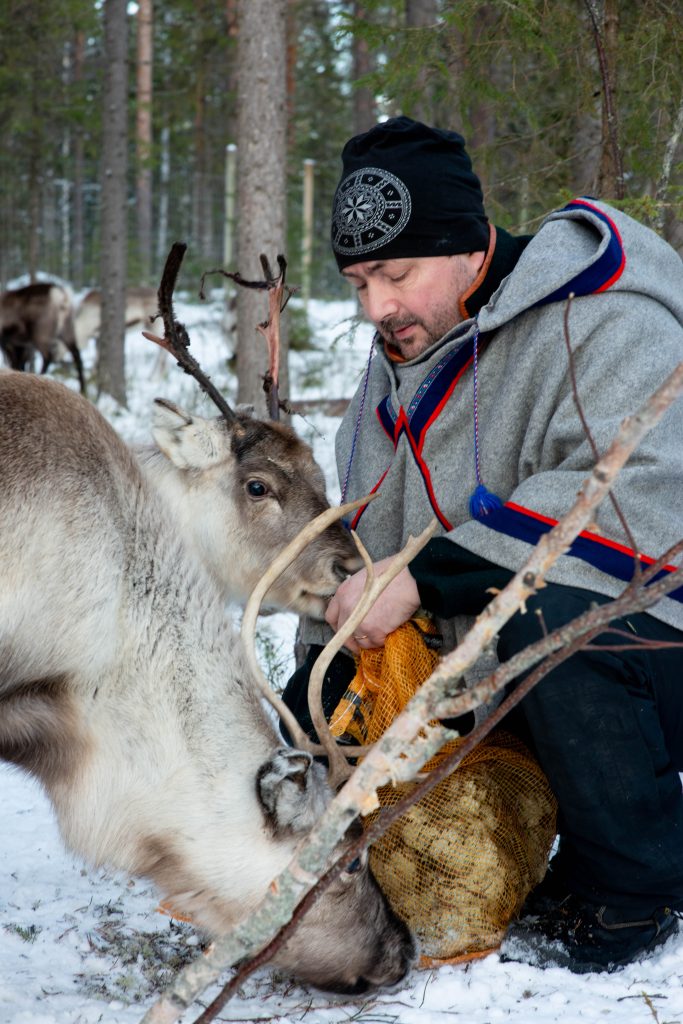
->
xmin=0 ymin=282 xmax=86 ymax=394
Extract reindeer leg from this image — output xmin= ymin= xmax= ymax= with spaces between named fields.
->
xmin=256 ymin=748 xmax=331 ymax=835
xmin=68 ymin=343 xmax=87 ymax=396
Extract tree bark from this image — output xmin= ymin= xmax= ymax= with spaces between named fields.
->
xmin=352 ymin=4 xmax=377 ymax=133
xmin=97 ymin=0 xmax=129 ymax=405
xmin=136 ymin=0 xmax=153 ymax=284
xmin=27 ymin=149 xmax=41 ymax=283
xmin=72 ymin=30 xmax=86 ymax=290
xmin=405 ymin=0 xmax=439 ymax=124
xmin=587 ymin=0 xmax=624 ymax=200
xmin=191 ymin=61 xmax=211 ymax=262
xmin=235 ymin=0 xmax=288 ymax=415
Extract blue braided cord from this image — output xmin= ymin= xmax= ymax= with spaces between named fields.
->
xmin=340 ymin=334 xmax=376 ymax=507
xmin=470 ymin=318 xmax=502 ymax=519
xmin=472 ymin=321 xmax=483 ymax=487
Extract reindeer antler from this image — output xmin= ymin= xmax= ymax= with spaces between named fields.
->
xmin=240 ymin=494 xmax=378 ymax=754
xmin=143 ymin=242 xmax=238 ymax=423
xmin=306 ymin=518 xmax=439 ymax=789
xmin=255 ymin=254 xmax=289 ymax=421
xmin=240 ymin=500 xmax=438 ymax=790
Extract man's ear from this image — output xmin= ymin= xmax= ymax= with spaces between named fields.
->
xmin=467 ymin=250 xmax=487 ymax=274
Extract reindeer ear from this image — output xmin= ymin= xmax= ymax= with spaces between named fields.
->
xmin=151 ymin=398 xmax=229 ymax=470
xmin=256 ymin=748 xmax=331 ymax=835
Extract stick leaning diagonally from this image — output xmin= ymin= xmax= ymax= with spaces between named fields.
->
xmin=140 ymin=361 xmax=683 ymax=1024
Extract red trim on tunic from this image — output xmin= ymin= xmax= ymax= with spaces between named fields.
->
xmin=505 ymin=500 xmax=678 ymax=571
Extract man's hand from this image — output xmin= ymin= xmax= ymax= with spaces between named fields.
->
xmin=325 ymin=556 xmax=421 ymax=654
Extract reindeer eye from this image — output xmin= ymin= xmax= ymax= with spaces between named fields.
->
xmin=344 ymin=856 xmax=363 ymax=875
xmin=246 ymin=479 xmax=269 ymax=499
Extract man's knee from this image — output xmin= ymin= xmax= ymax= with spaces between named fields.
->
xmin=497 ymin=583 xmax=609 ymax=662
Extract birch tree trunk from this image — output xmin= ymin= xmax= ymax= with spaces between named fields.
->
xmin=97 ymin=0 xmax=129 ymax=406
xmin=235 ymin=0 xmax=288 ymax=415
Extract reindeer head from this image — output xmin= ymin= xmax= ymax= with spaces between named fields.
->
xmin=140 ymin=245 xmax=361 ymax=617
xmin=141 ymin=398 xmax=360 ymax=616
xmin=255 ymin=748 xmax=416 ymax=992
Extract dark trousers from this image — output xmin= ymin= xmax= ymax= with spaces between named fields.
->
xmin=498 ymin=584 xmax=683 ymax=914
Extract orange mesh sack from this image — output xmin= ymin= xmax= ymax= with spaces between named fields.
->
xmin=330 ymin=619 xmax=557 ymax=962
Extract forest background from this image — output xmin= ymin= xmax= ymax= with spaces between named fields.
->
xmin=1 ymin=0 xmax=682 ymax=409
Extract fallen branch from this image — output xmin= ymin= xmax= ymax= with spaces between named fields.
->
xmin=367 ymin=556 xmax=683 ymax=853
xmin=198 ymin=543 xmax=683 ymax=1024
xmin=139 ymin=360 xmax=683 ymax=1024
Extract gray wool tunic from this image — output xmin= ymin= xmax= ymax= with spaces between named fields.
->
xmin=325 ymin=198 xmax=683 ymax=656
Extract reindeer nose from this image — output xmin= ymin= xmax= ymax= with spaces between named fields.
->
xmin=342 ymin=977 xmax=373 ymax=995
xmin=332 ymin=560 xmax=348 ymax=581
xmin=335 ymin=552 xmax=363 ymax=580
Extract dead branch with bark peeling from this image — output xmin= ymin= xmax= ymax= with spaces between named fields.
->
xmin=139 ymin=356 xmax=683 ymax=1024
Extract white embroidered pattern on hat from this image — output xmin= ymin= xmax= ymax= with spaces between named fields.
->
xmin=332 ymin=167 xmax=411 ymax=255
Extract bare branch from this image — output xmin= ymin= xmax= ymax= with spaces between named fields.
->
xmin=189 ymin=554 xmax=683 ymax=1024
xmin=584 ymin=0 xmax=625 ymax=198
xmin=144 ymin=243 xmax=237 ymax=423
xmin=417 ymin=564 xmax=683 ymax=826
xmin=435 ymin=558 xmax=683 ymax=723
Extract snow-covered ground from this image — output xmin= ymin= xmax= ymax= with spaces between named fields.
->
xmin=2 ymin=294 xmax=682 ymax=1024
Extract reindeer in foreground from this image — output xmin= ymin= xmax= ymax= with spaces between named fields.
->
xmin=0 ymin=253 xmax=416 ymax=993
xmin=0 ymin=282 xmax=86 ymax=394
xmin=0 ymin=374 xmax=415 ymax=992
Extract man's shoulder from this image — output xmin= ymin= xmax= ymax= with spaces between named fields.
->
xmin=535 ymin=197 xmax=680 ymax=267
xmin=480 ymin=197 xmax=683 ymax=330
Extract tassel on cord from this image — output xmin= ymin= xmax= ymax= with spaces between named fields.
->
xmin=469 ymin=482 xmax=503 ymax=519
xmin=469 ymin=321 xmax=503 ymax=520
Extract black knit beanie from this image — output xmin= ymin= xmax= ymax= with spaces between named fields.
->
xmin=331 ymin=116 xmax=489 ymax=270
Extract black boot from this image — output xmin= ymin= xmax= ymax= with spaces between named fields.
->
xmin=501 ymin=893 xmax=681 ymax=973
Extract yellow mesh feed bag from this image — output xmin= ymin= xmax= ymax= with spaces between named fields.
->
xmin=330 ymin=619 xmax=557 ymax=961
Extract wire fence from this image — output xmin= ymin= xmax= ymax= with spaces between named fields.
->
xmin=0 ymin=164 xmax=346 ymax=301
